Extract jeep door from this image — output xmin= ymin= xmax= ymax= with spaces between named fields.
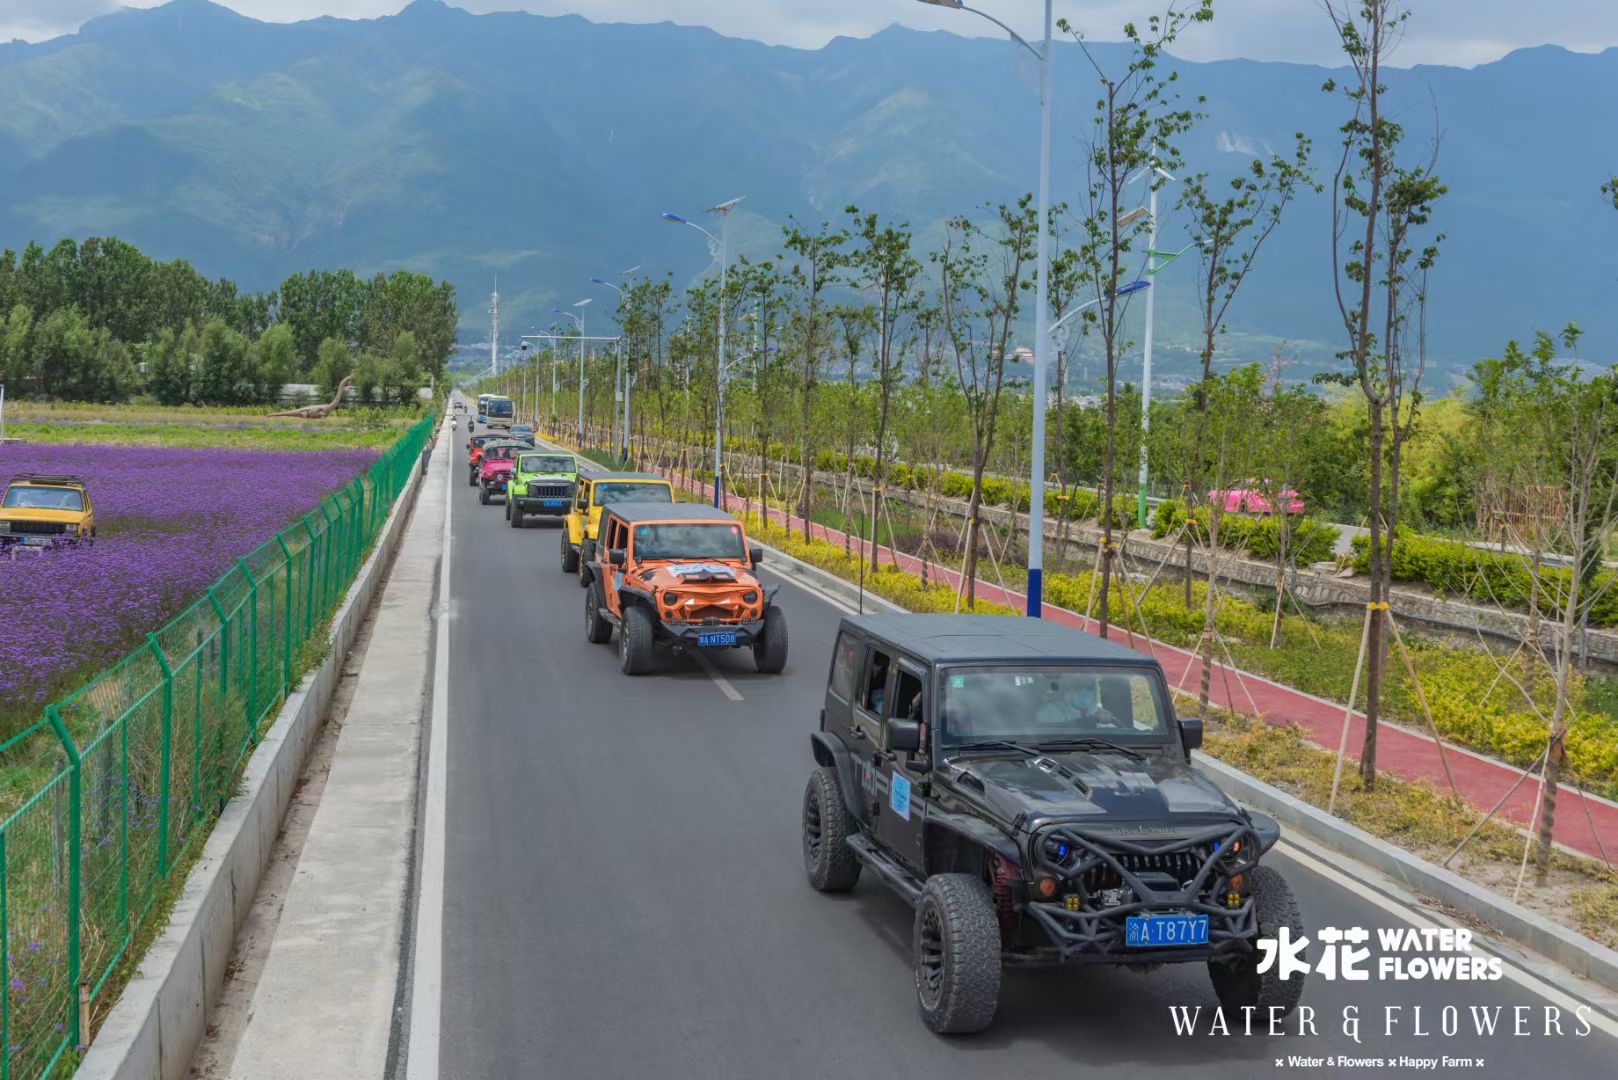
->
xmin=873 ymin=658 xmax=929 ymax=868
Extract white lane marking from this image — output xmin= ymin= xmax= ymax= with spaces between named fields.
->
xmin=693 ymin=651 xmax=745 ymax=702
xmin=406 ymin=417 xmax=452 ymax=1080
xmin=1277 ymin=838 xmax=1618 ymax=1039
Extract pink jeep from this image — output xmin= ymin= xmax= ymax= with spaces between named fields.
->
xmin=1209 ymin=485 xmax=1304 ymax=515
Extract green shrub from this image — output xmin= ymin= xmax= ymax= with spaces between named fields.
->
xmin=1152 ymin=499 xmax=1186 ymax=538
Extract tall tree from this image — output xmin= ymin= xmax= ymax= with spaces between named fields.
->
xmin=1062 ymin=0 xmax=1210 ymax=637
xmin=781 ymin=218 xmax=849 ymax=541
xmin=846 ymin=205 xmax=924 ymax=569
xmin=1322 ymin=0 xmax=1447 ymax=789
xmin=934 ymin=197 xmax=1038 ymax=608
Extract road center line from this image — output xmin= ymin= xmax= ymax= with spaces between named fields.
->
xmin=405 ymin=418 xmax=451 ymax=1080
xmin=693 ymin=651 xmax=745 ymax=702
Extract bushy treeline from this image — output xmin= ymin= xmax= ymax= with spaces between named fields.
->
xmin=0 ymin=237 xmax=457 ymax=405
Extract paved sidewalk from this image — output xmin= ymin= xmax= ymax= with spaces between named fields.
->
xmin=225 ymin=437 xmax=443 ymax=1079
xmin=650 ymin=464 xmax=1618 ymax=864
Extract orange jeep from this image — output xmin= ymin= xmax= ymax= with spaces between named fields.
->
xmin=582 ymin=503 xmax=787 ymax=675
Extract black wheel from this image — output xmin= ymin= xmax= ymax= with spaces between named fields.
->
xmin=577 ymin=539 xmax=596 ymax=587
xmin=619 ymin=603 xmax=655 ymax=674
xmin=753 ymin=605 xmax=788 ymax=674
xmin=802 ymin=767 xmax=861 ymax=892
xmin=560 ymin=529 xmax=579 ymax=574
xmin=510 ymin=501 xmax=524 ymax=529
xmin=467 ymin=466 xmax=477 ymax=487
xmin=479 ymin=485 xmax=490 ymax=505
xmin=1208 ymin=864 xmax=1306 ymax=1018
xmin=914 ymin=874 xmax=1001 ymax=1035
xmin=584 ymin=582 xmax=613 ymax=644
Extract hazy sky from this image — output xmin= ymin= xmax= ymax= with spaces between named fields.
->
xmin=3 ymin=0 xmax=1616 ymax=68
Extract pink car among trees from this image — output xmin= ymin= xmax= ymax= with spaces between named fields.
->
xmin=1208 ymin=484 xmax=1305 ymax=515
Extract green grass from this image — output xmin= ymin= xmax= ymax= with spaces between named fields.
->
xmin=5 ymin=401 xmax=422 ymax=450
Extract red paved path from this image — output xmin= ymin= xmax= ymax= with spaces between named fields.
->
xmin=654 ymin=464 xmax=1618 ymax=865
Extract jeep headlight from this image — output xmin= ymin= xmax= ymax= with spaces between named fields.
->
xmin=0 ymin=522 xmax=10 ymax=533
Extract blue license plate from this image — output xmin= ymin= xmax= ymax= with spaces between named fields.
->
xmin=543 ymin=499 xmax=565 ymax=507
xmin=1125 ymin=914 xmax=1208 ymax=948
xmin=697 ymin=631 xmax=737 ymax=647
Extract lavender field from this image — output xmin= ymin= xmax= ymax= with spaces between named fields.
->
xmin=0 ymin=443 xmax=378 ymax=732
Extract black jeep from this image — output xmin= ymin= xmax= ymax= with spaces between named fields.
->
xmin=801 ymin=614 xmax=1305 ymax=1035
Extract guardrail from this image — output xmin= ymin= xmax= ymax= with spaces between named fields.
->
xmin=0 ymin=413 xmax=434 ymax=1080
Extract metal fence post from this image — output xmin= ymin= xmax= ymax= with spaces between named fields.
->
xmin=205 ymin=587 xmax=228 ymax=815
xmin=236 ymin=558 xmax=259 ymax=736
xmin=147 ymin=635 xmax=173 ymax=876
xmin=43 ymin=705 xmax=82 ymax=1053
xmin=275 ymin=533 xmax=294 ymax=692
xmin=301 ymin=516 xmax=318 ymax=640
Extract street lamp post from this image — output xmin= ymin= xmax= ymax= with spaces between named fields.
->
xmin=553 ymin=303 xmax=591 ymax=445
xmin=590 ymin=264 xmax=640 ymax=462
xmin=922 ymin=0 xmax=1053 ymax=616
xmin=665 ymin=198 xmax=744 ymax=507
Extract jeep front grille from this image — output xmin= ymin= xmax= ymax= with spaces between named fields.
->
xmin=7 ymin=521 xmax=68 ymax=536
xmin=1079 ymin=847 xmax=1216 ymax=893
xmin=528 ymin=482 xmax=573 ymax=499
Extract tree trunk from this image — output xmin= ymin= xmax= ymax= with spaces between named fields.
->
xmin=1198 ymin=514 xmax=1220 ymax=711
xmin=1098 ymin=379 xmax=1118 ymax=638
xmin=963 ymin=455 xmax=986 ymax=609
xmin=1269 ymin=540 xmax=1287 ymax=650
xmin=1360 ymin=404 xmax=1386 ymax=790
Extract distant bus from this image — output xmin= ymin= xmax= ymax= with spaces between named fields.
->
xmin=484 ymin=394 xmax=515 ymax=430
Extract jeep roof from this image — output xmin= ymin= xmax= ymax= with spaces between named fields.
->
xmin=840 ymin=613 xmax=1155 ymax=667
xmin=588 ymin=471 xmax=667 ymax=484
xmin=602 ymin=502 xmax=735 ymax=526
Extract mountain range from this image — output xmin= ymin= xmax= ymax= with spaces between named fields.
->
xmin=1 ymin=0 xmax=1614 ymax=384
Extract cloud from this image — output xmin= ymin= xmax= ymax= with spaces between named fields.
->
xmin=4 ymin=0 xmax=1618 ymax=68
xmin=0 ymin=0 xmax=121 ymax=42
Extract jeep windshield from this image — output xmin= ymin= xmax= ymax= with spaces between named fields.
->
xmin=518 ymin=455 xmax=573 ymax=474
xmin=3 ymin=486 xmax=84 ymax=511
xmin=593 ymin=483 xmax=671 ymax=506
xmin=632 ymin=522 xmax=746 ymax=561
xmin=937 ymin=665 xmax=1173 ymax=750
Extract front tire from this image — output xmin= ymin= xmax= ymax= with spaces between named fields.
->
xmin=584 ymin=582 xmax=613 ymax=644
xmin=802 ymin=767 xmax=861 ymax=892
xmin=467 ymin=466 xmax=477 ymax=487
xmin=560 ymin=529 xmax=579 ymax=574
xmin=1208 ymin=864 xmax=1306 ymax=1018
xmin=510 ymin=501 xmax=524 ymax=528
xmin=479 ymin=485 xmax=490 ymax=505
xmin=914 ymin=874 xmax=1001 ymax=1035
xmin=753 ymin=605 xmax=788 ymax=674
xmin=577 ymin=539 xmax=595 ymax=587
xmin=619 ymin=604 xmax=655 ymax=674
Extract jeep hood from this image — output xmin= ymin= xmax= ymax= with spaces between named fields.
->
xmin=943 ymin=750 xmax=1236 ymax=824
xmin=642 ymin=563 xmax=759 ymax=588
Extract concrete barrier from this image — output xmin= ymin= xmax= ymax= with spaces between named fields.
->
xmin=77 ymin=443 xmax=432 ymax=1080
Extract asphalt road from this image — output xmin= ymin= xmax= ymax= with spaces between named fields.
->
xmin=433 ymin=425 xmax=1618 ymax=1078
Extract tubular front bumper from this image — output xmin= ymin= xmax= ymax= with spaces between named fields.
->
xmin=1020 ymin=820 xmax=1261 ymax=964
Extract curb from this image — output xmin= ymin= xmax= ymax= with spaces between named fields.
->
xmin=77 ymin=445 xmax=432 ymax=1080
xmin=755 ymin=544 xmax=1618 ymax=1003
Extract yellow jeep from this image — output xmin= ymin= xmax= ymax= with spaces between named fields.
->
xmin=0 ymin=473 xmax=95 ymax=548
xmin=560 ymin=471 xmax=675 ymax=583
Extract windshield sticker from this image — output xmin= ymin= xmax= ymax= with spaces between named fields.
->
xmin=889 ymin=773 xmax=911 ymax=821
xmin=948 ymin=675 xmax=966 ymax=689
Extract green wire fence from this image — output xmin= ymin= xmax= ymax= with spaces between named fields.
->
xmin=0 ymin=413 xmax=434 ymax=1079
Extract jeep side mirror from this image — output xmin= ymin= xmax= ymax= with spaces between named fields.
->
xmin=1178 ymin=716 xmax=1203 ymax=753
xmin=885 ymin=718 xmax=922 ymax=754
xmin=748 ymin=543 xmax=763 ymax=566
xmin=609 ymin=548 xmax=626 ymax=566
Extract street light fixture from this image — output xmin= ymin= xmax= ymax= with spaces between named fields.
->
xmin=664 ymin=197 xmax=745 ymax=507
xmin=921 ymin=0 xmax=1053 ymax=616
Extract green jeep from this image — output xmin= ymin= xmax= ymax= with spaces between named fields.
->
xmin=506 ymin=451 xmax=579 ymax=529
